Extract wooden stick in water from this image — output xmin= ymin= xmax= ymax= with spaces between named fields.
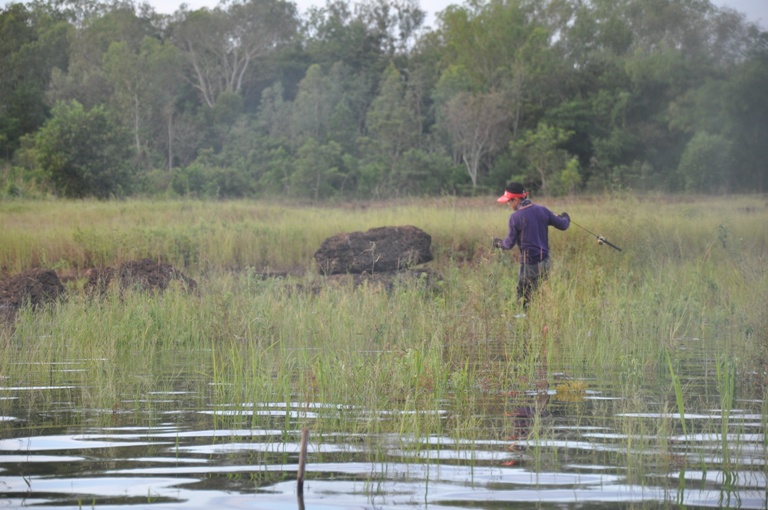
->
xmin=297 ymin=427 xmax=309 ymax=495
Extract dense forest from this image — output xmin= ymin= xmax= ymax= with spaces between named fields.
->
xmin=1 ymin=0 xmax=767 ymax=199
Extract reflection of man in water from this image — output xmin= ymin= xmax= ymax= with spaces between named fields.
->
xmin=505 ymin=389 xmax=551 ymax=451
xmin=503 ymin=367 xmax=552 ymax=459
xmin=494 ymin=182 xmax=570 ymax=309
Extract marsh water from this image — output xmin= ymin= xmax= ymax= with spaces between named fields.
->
xmin=1 ymin=344 xmax=766 ymax=509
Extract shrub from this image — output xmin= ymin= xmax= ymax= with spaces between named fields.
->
xmin=35 ymin=101 xmax=134 ymax=198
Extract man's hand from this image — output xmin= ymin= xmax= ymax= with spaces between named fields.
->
xmin=560 ymin=211 xmax=570 ymax=220
xmin=492 ymin=237 xmax=503 ymax=249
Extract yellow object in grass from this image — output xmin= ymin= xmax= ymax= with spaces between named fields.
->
xmin=554 ymin=380 xmax=588 ymax=403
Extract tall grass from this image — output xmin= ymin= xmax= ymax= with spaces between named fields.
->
xmin=0 ymin=198 xmax=501 ymax=273
xmin=1 ymin=194 xmax=767 ymax=474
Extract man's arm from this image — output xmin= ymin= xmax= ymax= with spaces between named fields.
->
xmin=500 ymin=214 xmax=519 ymax=249
xmin=549 ymin=210 xmax=570 ymax=231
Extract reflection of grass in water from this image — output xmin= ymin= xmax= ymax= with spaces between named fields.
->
xmin=716 ymin=356 xmax=736 ymax=467
xmin=716 ymin=355 xmax=740 ymax=507
xmin=666 ymin=351 xmax=687 ymax=438
xmin=1 ymin=196 xmax=767 ymax=483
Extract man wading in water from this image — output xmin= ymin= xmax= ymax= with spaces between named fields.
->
xmin=493 ymin=182 xmax=570 ymax=310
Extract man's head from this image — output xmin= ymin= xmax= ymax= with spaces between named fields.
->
xmin=497 ymin=182 xmax=528 ymax=206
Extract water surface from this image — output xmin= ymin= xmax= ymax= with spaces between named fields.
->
xmin=1 ymin=351 xmax=765 ymax=509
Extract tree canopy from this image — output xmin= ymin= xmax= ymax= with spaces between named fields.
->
xmin=1 ymin=0 xmax=766 ymax=199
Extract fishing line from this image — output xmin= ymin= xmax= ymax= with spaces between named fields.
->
xmin=570 ymin=219 xmax=623 ymax=252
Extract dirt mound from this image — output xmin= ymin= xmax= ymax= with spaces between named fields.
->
xmin=0 ymin=268 xmax=65 ymax=309
xmin=85 ymin=258 xmax=197 ymax=295
xmin=314 ymin=225 xmax=433 ymax=275
xmin=309 ymin=225 xmax=441 ymax=293
xmin=0 ymin=268 xmax=65 ymax=324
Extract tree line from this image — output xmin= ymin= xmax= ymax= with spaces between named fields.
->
xmin=1 ymin=0 xmax=767 ymax=199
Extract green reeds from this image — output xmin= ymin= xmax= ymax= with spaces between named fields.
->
xmin=666 ymin=350 xmax=688 ymax=439
xmin=716 ymin=355 xmax=737 ymax=467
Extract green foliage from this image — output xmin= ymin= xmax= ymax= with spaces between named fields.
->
xmin=359 ymin=62 xmax=423 ymax=196
xmin=258 ymin=146 xmax=294 ymax=195
xmin=400 ymin=148 xmax=460 ymax=195
xmin=511 ymin=122 xmax=573 ymax=195
xmin=289 ymin=139 xmax=346 ymax=199
xmin=171 ymin=158 xmax=254 ymax=199
xmin=438 ymin=0 xmax=546 ymax=90
xmin=34 ymin=100 xmax=134 ymax=198
xmin=432 ymin=64 xmax=473 ymax=102
xmin=290 ymin=64 xmax=340 ymax=144
xmin=171 ymin=0 xmax=298 ymax=108
xmin=1 ymin=0 xmax=768 ymax=197
xmin=678 ymin=131 xmax=731 ymax=193
xmin=439 ymin=90 xmax=510 ymax=187
xmin=1 ymin=133 xmax=49 ymax=198
xmin=554 ymin=156 xmax=582 ymax=196
xmin=723 ymin=44 xmax=768 ymax=191
xmin=102 ymin=36 xmax=187 ymax=169
xmin=0 ymin=2 xmax=70 ymax=156
xmin=1 ymin=163 xmax=46 ymax=198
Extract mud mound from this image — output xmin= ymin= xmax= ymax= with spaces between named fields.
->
xmin=0 ymin=268 xmax=65 ymax=309
xmin=314 ymin=225 xmax=433 ymax=275
xmin=309 ymin=225 xmax=441 ymax=294
xmin=0 ymin=268 xmax=65 ymax=323
xmin=85 ymin=258 xmax=197 ymax=295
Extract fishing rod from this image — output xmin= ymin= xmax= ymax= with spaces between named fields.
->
xmin=570 ymin=220 xmax=623 ymax=252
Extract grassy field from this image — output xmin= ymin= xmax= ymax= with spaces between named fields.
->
xmin=1 ymin=194 xmax=767 ymax=471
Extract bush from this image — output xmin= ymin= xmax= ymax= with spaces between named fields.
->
xmin=171 ymin=161 xmax=253 ymax=198
xmin=35 ymin=101 xmax=134 ymax=198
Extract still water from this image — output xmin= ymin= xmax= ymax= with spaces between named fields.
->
xmin=1 ymin=351 xmax=766 ymax=509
